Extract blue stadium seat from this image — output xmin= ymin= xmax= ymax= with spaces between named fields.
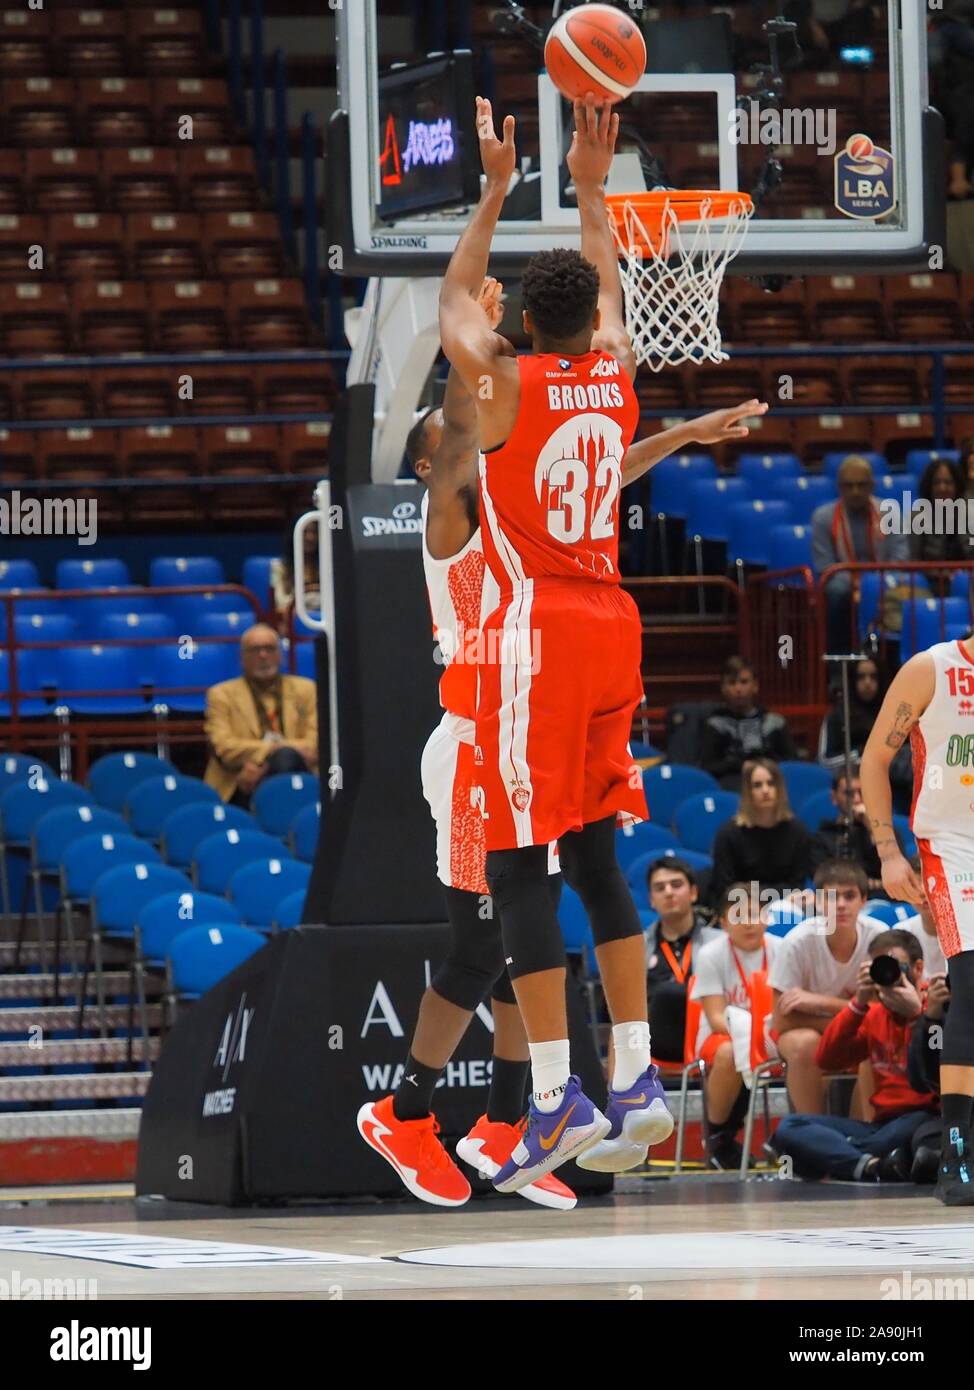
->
xmin=150 ymin=556 xmax=225 ymax=588
xmin=865 ymin=899 xmax=916 ymax=927
xmin=893 ymin=815 xmax=917 ymax=859
xmin=253 ymin=772 xmax=320 ymax=838
xmin=857 ymin=569 xmax=902 ymax=640
xmin=768 ymin=475 xmax=834 ymax=524
xmin=136 ymin=889 xmax=243 ymax=967
xmin=56 ymin=557 xmax=130 ymax=590
xmin=822 ymin=451 xmax=886 ymax=479
xmin=735 ymin=452 xmax=801 ymax=484
xmin=685 ymin=477 xmax=753 ymax=541
xmin=194 ymin=828 xmax=291 ymax=895
xmin=29 ymin=803 xmax=128 ymax=923
xmin=0 ymin=752 xmax=54 ymax=790
xmin=242 ymin=555 xmax=277 ymax=608
xmin=2 ymin=648 xmax=59 ymax=716
xmin=169 ymin=923 xmax=263 ymax=1000
xmin=726 ymin=500 xmax=795 ymax=566
xmin=94 ymin=611 xmax=177 ymax=641
xmin=765 ymin=901 xmax=808 ymax=937
xmin=766 ymin=524 xmax=814 ymax=580
xmin=951 ymin=570 xmax=972 ymax=601
xmin=193 ymin=611 xmax=252 ymax=639
xmin=91 ymin=862 xmax=191 ymax=940
xmin=0 ymin=776 xmax=88 ymax=918
xmin=778 ymin=760 xmax=832 ymax=811
xmin=798 ymin=789 xmax=836 ymax=830
xmin=905 ymin=448 xmax=959 ymax=474
xmin=88 ymin=751 xmax=177 ymax=812
xmin=227 ymin=857 xmax=312 ymax=930
xmin=672 ymin=790 xmax=739 ymax=853
xmin=12 ymin=613 xmax=78 ymax=644
xmin=58 ymin=645 xmax=148 ymax=715
xmin=67 ymin=593 xmax=160 ymax=639
xmin=900 ymin=597 xmax=969 ymax=663
xmin=275 ymin=888 xmax=306 ymax=932
xmin=873 ymin=472 xmax=919 ymax=502
xmin=161 ymin=590 xmax=254 ymax=636
xmin=59 ymin=831 xmax=163 ymax=973
xmin=649 ymin=454 xmax=717 ymax=518
xmin=294 ymin=641 xmax=316 ymax=679
xmin=125 ymin=774 xmax=220 ymax=841
xmin=642 ymin=765 xmax=720 ymax=829
xmin=629 ymin=739 xmax=663 ymax=760
xmin=151 ymin=642 xmax=239 ymax=712
xmin=0 ymin=559 xmax=40 ymax=589
xmin=558 ymin=883 xmax=596 ymax=963
xmin=161 ymin=801 xmax=255 ymax=869
xmin=289 ymin=800 xmax=321 ymax=862
xmin=615 ymin=820 xmax=679 ymax=872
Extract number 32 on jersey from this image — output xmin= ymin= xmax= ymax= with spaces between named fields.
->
xmin=536 ymin=413 xmax=624 ymax=546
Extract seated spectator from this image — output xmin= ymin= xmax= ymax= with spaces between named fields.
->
xmin=770 ymin=860 xmax=885 ymax=1113
xmin=817 ymin=657 xmax=913 ymax=815
xmin=905 ymin=966 xmax=951 ymax=1183
xmin=645 ymin=857 xmax=721 ymax=1066
xmin=811 ymin=456 xmax=909 ymax=653
xmin=709 ymin=758 xmax=816 ymax=905
xmin=910 ymin=458 xmax=969 ymax=593
xmin=962 ymin=436 xmax=974 ymax=504
xmin=900 ymin=855 xmax=948 ymax=979
xmin=699 ymin=656 xmax=796 ymax=788
xmin=770 ymin=930 xmax=940 ymax=1182
xmin=271 ymin=508 xmax=321 ymax=634
xmin=204 ymin=623 xmax=318 ymax=806
xmin=809 ymin=767 xmax=885 ymax=898
xmin=690 ymin=883 xmax=780 ymax=1169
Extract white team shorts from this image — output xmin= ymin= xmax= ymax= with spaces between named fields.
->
xmin=916 ymin=832 xmax=974 ymax=959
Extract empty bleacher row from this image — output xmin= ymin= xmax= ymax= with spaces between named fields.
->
xmin=0 ymin=751 xmax=320 ymax=1110
xmin=0 ymin=7 xmax=210 ymax=80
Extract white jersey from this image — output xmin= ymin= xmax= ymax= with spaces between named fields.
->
xmin=910 ymin=638 xmax=974 ymax=840
xmin=420 ymin=491 xmax=499 ymax=742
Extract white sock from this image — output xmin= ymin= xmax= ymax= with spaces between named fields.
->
xmin=529 ymin=1039 xmax=571 ymax=1113
xmin=612 ymin=1021 xmax=652 ymax=1092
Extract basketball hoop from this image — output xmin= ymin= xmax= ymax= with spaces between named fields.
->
xmin=605 ymin=190 xmax=754 ymax=372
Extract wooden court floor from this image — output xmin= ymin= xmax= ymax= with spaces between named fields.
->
xmin=1 ymin=1176 xmax=973 ymax=1300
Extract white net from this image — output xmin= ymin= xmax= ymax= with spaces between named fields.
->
xmin=610 ymin=194 xmax=753 ymax=373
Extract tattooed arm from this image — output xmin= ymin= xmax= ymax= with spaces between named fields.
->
xmin=860 ymin=653 xmax=936 ymax=905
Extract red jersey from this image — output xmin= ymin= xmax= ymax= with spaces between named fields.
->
xmin=815 ymin=999 xmax=938 ymax=1121
xmin=478 ymin=351 xmax=640 ymax=595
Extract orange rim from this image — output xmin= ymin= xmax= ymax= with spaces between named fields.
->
xmin=606 ymin=189 xmax=754 ymax=255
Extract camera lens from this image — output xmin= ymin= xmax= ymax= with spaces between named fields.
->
xmin=869 ymin=954 xmax=901 ymax=987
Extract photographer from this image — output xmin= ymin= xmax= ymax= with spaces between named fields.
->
xmin=903 ymin=971 xmax=951 ymax=1183
xmin=770 ymin=930 xmax=939 ymax=1181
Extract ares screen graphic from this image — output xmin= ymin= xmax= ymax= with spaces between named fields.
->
xmin=377 ymin=54 xmax=480 ymax=221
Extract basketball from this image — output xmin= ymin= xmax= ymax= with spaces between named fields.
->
xmin=847 ymin=132 xmax=874 ymax=160
xmin=544 ymin=3 xmax=647 ymax=105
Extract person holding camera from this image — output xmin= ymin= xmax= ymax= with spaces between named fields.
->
xmin=769 ymin=930 xmax=939 ymax=1182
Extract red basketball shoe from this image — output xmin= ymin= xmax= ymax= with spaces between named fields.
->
xmin=357 ymin=1095 xmax=471 ymax=1207
xmin=456 ymin=1114 xmax=578 ymax=1210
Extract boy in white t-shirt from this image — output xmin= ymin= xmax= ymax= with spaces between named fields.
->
xmin=770 ymin=860 xmax=885 ymax=1114
xmin=691 ymin=882 xmax=779 ymax=1170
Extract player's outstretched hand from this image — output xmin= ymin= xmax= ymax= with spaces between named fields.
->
xmin=880 ymin=850 xmax=924 ymax=907
xmin=477 ymin=275 xmax=505 ymax=330
xmin=476 ymin=97 xmax=516 ymax=188
xmin=567 ymin=96 xmax=620 ymax=189
xmin=691 ymin=399 xmax=769 ymax=445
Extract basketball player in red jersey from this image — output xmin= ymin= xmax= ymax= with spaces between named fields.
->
xmin=360 ymin=271 xmax=764 ymax=1206
xmin=862 ymin=633 xmax=974 ymax=1205
xmin=439 ymin=95 xmax=768 ymax=1190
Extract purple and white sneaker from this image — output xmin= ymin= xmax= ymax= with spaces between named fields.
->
xmin=492 ymin=1076 xmax=610 ymax=1195
xmin=576 ymin=1064 xmax=674 ymax=1173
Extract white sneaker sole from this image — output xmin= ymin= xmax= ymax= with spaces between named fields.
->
xmin=455 ymin=1136 xmax=578 ymax=1211
xmin=356 ymin=1102 xmax=470 ymax=1208
xmin=492 ymin=1112 xmax=611 ymax=1195
xmin=576 ymin=1098 xmax=674 ymax=1173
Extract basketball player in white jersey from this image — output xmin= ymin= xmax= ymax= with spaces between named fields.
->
xmin=862 ymin=633 xmax=974 ymax=1204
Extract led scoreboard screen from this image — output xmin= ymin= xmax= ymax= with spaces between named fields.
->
xmin=377 ymin=53 xmax=481 ymax=221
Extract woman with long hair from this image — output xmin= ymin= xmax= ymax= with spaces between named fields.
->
xmin=818 ymin=655 xmax=913 ymax=813
xmin=910 ymin=456 xmax=969 ymax=595
xmin=709 ymin=758 xmax=815 ymax=905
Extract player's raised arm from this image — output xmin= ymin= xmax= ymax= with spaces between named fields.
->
xmin=568 ymin=96 xmax=636 ymax=380
xmin=621 ymin=399 xmax=769 ymax=486
xmin=439 ymin=100 xmax=519 ymax=411
xmin=860 ymin=653 xmax=935 ymax=905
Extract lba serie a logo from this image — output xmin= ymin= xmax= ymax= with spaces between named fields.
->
xmin=834 ymin=133 xmax=896 ymax=220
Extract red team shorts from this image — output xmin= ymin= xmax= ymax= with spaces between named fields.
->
xmin=421 ymin=714 xmax=490 ymax=897
xmin=475 ymin=579 xmax=648 ymax=851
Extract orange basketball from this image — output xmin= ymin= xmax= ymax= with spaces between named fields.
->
xmin=544 ymin=3 xmax=647 ymax=105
